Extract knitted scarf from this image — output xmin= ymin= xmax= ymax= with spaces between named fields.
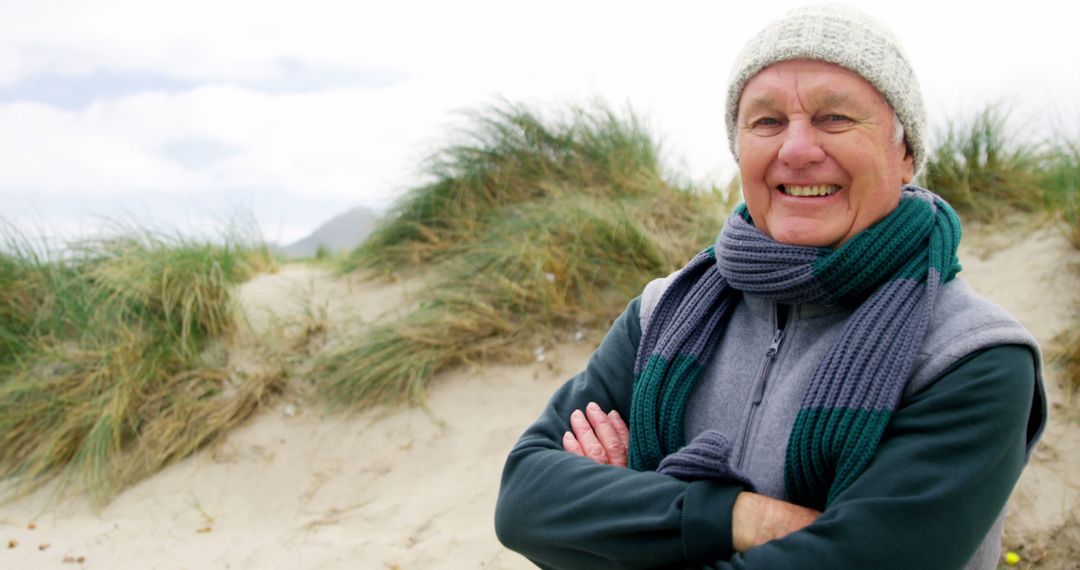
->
xmin=630 ymin=186 xmax=961 ymax=509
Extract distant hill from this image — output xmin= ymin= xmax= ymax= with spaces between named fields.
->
xmin=277 ymin=206 xmax=380 ymax=258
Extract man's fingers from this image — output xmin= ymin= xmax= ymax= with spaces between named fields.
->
xmin=565 ymin=404 xmax=630 ymax=467
xmin=586 ymin=402 xmax=627 ymax=467
xmin=562 ymin=431 xmax=585 ymax=456
xmin=570 ymin=409 xmax=608 ymax=464
xmin=608 ymin=409 xmax=630 ymax=451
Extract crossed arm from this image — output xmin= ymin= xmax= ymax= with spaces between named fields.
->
xmin=562 ymin=402 xmax=819 ymax=552
xmin=495 ymin=298 xmax=1037 ymax=569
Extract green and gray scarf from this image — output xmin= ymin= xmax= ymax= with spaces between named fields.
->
xmin=630 ymin=185 xmax=961 ymax=509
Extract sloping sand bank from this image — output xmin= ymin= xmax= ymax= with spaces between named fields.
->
xmin=2 ymin=223 xmax=1078 ymax=569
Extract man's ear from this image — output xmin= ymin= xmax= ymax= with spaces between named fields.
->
xmin=900 ymin=145 xmax=915 ymax=184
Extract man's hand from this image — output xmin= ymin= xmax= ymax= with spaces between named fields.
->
xmin=732 ymin=491 xmax=821 ymax=551
xmin=561 ymin=402 xmax=630 ymax=467
xmin=563 ymin=404 xmax=820 ymax=552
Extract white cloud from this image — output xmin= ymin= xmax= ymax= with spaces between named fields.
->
xmin=0 ymin=101 xmax=207 ymax=194
xmin=1 ymin=0 xmax=1078 ymax=241
xmin=0 ymin=84 xmax=444 ymax=202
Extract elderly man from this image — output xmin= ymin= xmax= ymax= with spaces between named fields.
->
xmin=495 ymin=5 xmax=1046 ymax=570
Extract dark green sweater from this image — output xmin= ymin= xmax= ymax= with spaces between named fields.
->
xmin=495 ymin=297 xmax=1039 ymax=569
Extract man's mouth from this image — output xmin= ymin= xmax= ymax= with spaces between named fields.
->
xmin=778 ymin=184 xmax=841 ymax=197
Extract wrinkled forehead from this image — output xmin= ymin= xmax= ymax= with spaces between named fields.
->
xmin=737 ymin=59 xmax=893 ymax=116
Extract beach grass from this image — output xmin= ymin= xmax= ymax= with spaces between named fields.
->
xmin=1058 ymin=329 xmax=1080 ymax=395
xmin=3 ymin=99 xmax=1079 ymax=501
xmin=923 ymin=104 xmax=1080 ymax=241
xmin=1039 ymin=139 xmax=1080 ymax=248
xmin=0 ymin=227 xmax=280 ymax=502
xmin=923 ymin=106 xmax=1045 ymax=222
xmin=319 ymin=103 xmax=727 ymax=408
xmin=346 ymin=102 xmax=677 ymax=271
xmin=1038 ymin=138 xmax=1080 ymax=394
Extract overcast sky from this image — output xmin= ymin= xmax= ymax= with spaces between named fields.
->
xmin=2 ymin=0 xmax=1078 ymax=245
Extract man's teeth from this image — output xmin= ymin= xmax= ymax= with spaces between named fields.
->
xmin=781 ymin=184 xmax=840 ymax=197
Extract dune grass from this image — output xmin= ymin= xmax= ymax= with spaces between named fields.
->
xmin=923 ymin=106 xmax=1046 ymax=222
xmin=326 ymin=101 xmax=1080 ymax=408
xmin=1039 ymin=139 xmax=1080 ymax=248
xmin=923 ymin=105 xmax=1080 ymax=237
xmin=347 ymin=102 xmax=679 ymax=271
xmin=1058 ymin=329 xmax=1080 ymax=395
xmin=1047 ymin=143 xmax=1080 ymax=394
xmin=319 ymin=103 xmax=727 ymax=409
xmin=1036 ymin=138 xmax=1080 ymax=394
xmin=0 ymin=228 xmax=280 ymax=502
xmin=3 ymin=99 xmax=1078 ymax=501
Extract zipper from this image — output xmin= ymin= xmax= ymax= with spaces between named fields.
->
xmin=736 ymin=304 xmax=788 ymax=470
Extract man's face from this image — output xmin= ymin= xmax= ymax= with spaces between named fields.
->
xmin=735 ymin=59 xmax=914 ymax=248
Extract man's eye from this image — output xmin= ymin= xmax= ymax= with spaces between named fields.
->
xmin=750 ymin=117 xmax=782 ymax=129
xmin=816 ymin=114 xmax=855 ymax=131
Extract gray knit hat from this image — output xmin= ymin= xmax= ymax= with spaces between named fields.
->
xmin=725 ymin=4 xmax=927 ymax=174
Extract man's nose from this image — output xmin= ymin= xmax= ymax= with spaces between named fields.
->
xmin=777 ymin=120 xmax=826 ymax=169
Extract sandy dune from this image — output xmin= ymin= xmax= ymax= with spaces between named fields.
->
xmin=2 ymin=223 xmax=1078 ymax=569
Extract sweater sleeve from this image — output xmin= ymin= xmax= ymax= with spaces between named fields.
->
xmin=494 ymin=297 xmax=747 ymax=569
xmin=699 ymin=343 xmax=1038 ymax=570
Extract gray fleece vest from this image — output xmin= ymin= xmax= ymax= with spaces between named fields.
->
xmin=640 ymin=274 xmax=1045 ymax=570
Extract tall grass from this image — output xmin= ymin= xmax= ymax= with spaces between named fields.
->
xmin=923 ymin=105 xmax=1080 ymax=240
xmin=1044 ymin=141 xmax=1080 ymax=394
xmin=4 ymin=100 xmax=1076 ymax=501
xmin=1040 ymin=139 xmax=1080 ymax=248
xmin=923 ymin=106 xmax=1045 ymax=222
xmin=0 ymin=228 xmax=279 ymax=502
xmin=1058 ymin=329 xmax=1080 ymax=395
xmin=347 ymin=102 xmax=674 ymax=270
xmin=1036 ymin=138 xmax=1080 ymax=394
xmin=319 ymin=103 xmax=726 ymax=408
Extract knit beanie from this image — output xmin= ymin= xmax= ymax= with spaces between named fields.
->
xmin=725 ymin=4 xmax=928 ymax=174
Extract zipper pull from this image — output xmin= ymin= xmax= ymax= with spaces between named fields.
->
xmin=752 ymin=329 xmax=785 ymax=404
xmin=766 ymin=329 xmax=784 ymax=357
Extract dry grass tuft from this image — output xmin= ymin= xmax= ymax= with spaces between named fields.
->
xmin=1039 ymin=139 xmax=1080 ymax=249
xmin=923 ymin=105 xmax=1045 ymax=222
xmin=1040 ymin=139 xmax=1080 ymax=397
xmin=924 ymin=105 xmax=1080 ymax=245
xmin=347 ymin=102 xmax=683 ymax=271
xmin=1054 ymin=328 xmax=1080 ymax=396
xmin=0 ymin=228 xmax=279 ymax=502
xmin=320 ymin=103 xmax=726 ymax=409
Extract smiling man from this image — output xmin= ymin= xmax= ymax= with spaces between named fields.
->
xmin=736 ymin=59 xmax=913 ymax=248
xmin=495 ymin=5 xmax=1046 ymax=569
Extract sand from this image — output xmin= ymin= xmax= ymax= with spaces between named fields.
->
xmin=2 ymin=222 xmax=1078 ymax=569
